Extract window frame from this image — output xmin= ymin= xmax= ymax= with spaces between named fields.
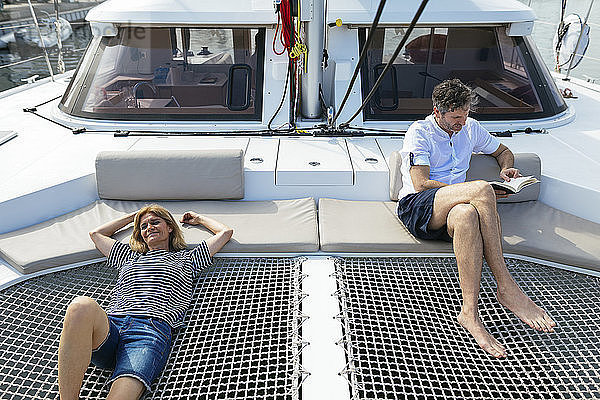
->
xmin=358 ymin=26 xmax=567 ymax=122
xmin=59 ymin=27 xmax=266 ymax=122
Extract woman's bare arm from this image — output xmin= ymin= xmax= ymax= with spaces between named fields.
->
xmin=89 ymin=211 xmax=137 ymax=257
xmin=180 ymin=212 xmax=233 ymax=256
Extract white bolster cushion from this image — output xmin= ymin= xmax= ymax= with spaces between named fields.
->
xmin=389 ymin=152 xmax=541 ymax=202
xmin=466 ymin=153 xmax=541 ymax=203
xmin=96 ymin=150 xmax=244 ymax=200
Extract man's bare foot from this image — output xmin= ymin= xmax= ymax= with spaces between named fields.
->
xmin=457 ymin=312 xmax=507 ymax=358
xmin=497 ymin=283 xmax=556 ymax=333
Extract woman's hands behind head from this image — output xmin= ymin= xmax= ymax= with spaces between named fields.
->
xmin=180 ymin=212 xmax=232 ymax=256
xmin=180 ymin=212 xmax=203 ymax=226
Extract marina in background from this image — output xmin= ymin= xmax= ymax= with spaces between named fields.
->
xmin=0 ymin=0 xmax=99 ymax=91
xmin=520 ymin=0 xmax=600 ymax=82
xmin=0 ymin=0 xmax=599 ymax=92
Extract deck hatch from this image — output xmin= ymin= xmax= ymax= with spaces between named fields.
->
xmin=0 ymin=257 xmax=306 ymax=399
xmin=333 ymin=257 xmax=600 ymax=399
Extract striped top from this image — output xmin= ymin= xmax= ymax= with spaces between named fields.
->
xmin=106 ymin=240 xmax=213 ymax=328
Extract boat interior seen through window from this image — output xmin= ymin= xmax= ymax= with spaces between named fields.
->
xmin=359 ymin=27 xmax=567 ymax=121
xmin=58 ymin=27 xmax=265 ymax=121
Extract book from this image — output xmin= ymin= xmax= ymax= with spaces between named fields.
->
xmin=489 ymin=175 xmax=539 ymax=194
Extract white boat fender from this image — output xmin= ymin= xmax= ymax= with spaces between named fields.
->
xmin=553 ymin=13 xmax=591 ymax=69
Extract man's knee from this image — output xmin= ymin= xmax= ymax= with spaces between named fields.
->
xmin=469 ymin=180 xmax=496 ymax=203
xmin=448 ymin=203 xmax=479 ymax=230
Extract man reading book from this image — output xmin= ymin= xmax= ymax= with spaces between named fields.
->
xmin=397 ymin=79 xmax=556 ymax=358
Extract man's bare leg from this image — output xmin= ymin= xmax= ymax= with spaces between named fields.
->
xmin=58 ymin=296 xmax=110 ymax=400
xmin=489 ymin=213 xmax=556 ymax=332
xmin=430 ymin=181 xmax=556 ymax=333
xmin=447 ymin=203 xmax=507 ymax=358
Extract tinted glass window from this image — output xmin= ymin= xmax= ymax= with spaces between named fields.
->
xmin=360 ymin=27 xmax=564 ymax=121
xmin=59 ymin=27 xmax=264 ymax=121
xmin=60 ymin=36 xmax=101 ymax=111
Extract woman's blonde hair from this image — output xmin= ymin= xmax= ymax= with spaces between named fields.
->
xmin=130 ymin=204 xmax=187 ymax=253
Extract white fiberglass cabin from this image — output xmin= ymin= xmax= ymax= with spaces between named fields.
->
xmin=0 ymin=0 xmax=599 ymax=398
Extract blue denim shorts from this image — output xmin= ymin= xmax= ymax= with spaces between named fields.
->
xmin=90 ymin=315 xmax=172 ymax=391
xmin=397 ymin=188 xmax=452 ymax=242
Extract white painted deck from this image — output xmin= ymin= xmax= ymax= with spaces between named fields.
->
xmin=1 ymin=71 xmax=600 ymax=287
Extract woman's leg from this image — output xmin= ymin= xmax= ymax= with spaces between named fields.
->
xmin=58 ymin=296 xmax=110 ymax=400
xmin=106 ymin=317 xmax=172 ymax=399
xmin=106 ymin=377 xmax=146 ymax=400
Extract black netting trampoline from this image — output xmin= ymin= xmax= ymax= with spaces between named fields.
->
xmin=0 ymin=257 xmax=305 ymax=400
xmin=333 ymin=257 xmax=600 ymax=400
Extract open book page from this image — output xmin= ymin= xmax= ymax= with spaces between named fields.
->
xmin=489 ymin=176 xmax=539 ymax=194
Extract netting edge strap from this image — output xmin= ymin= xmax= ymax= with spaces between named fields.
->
xmin=328 ymin=257 xmax=364 ymax=399
xmin=290 ymin=256 xmax=310 ymax=400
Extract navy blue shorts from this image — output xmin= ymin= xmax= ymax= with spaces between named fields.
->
xmin=91 ymin=315 xmax=172 ymax=391
xmin=397 ymin=188 xmax=452 ymax=242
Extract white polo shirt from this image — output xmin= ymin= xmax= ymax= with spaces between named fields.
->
xmin=397 ymin=114 xmax=500 ymax=200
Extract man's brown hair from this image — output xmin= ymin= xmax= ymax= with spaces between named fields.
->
xmin=432 ymin=78 xmax=478 ymax=114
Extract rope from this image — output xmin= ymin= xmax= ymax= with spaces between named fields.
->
xmin=555 ymin=0 xmax=569 ymax=70
xmin=341 ymin=0 xmax=430 ymax=127
xmin=273 ymin=0 xmax=294 ymax=56
xmin=270 ymin=0 xmax=301 ymax=131
xmin=26 ymin=0 xmax=54 ymax=81
xmin=332 ymin=0 xmax=387 ymax=125
xmin=0 ymin=47 xmax=86 ymax=70
xmin=54 ymin=0 xmax=65 ymax=74
xmin=268 ymin=60 xmax=292 ymax=131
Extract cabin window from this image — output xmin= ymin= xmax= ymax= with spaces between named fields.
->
xmin=59 ymin=27 xmax=265 ymax=121
xmin=359 ymin=27 xmax=567 ymax=121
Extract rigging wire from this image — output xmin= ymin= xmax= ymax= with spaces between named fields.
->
xmin=0 ymin=47 xmax=86 ymax=70
xmin=340 ymin=0 xmax=430 ymax=127
xmin=268 ymin=59 xmax=293 ymax=132
xmin=0 ymin=55 xmax=47 ymax=69
xmin=0 ymin=20 xmax=91 ymax=32
xmin=269 ymin=0 xmax=304 ymax=132
xmin=555 ymin=0 xmax=569 ymax=70
xmin=23 ymin=102 xmax=321 ymax=136
xmin=26 ymin=0 xmax=54 ymax=81
xmin=53 ymin=0 xmax=65 ymax=74
xmin=332 ymin=0 xmax=387 ymax=125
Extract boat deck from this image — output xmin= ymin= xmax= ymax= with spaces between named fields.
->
xmin=0 ymin=74 xmax=599 ymax=226
xmin=1 ymin=72 xmax=600 ymax=293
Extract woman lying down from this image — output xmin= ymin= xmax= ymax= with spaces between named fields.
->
xmin=57 ymin=204 xmax=233 ymax=400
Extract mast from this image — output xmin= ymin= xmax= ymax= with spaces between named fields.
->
xmin=301 ymin=0 xmax=325 ymax=119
